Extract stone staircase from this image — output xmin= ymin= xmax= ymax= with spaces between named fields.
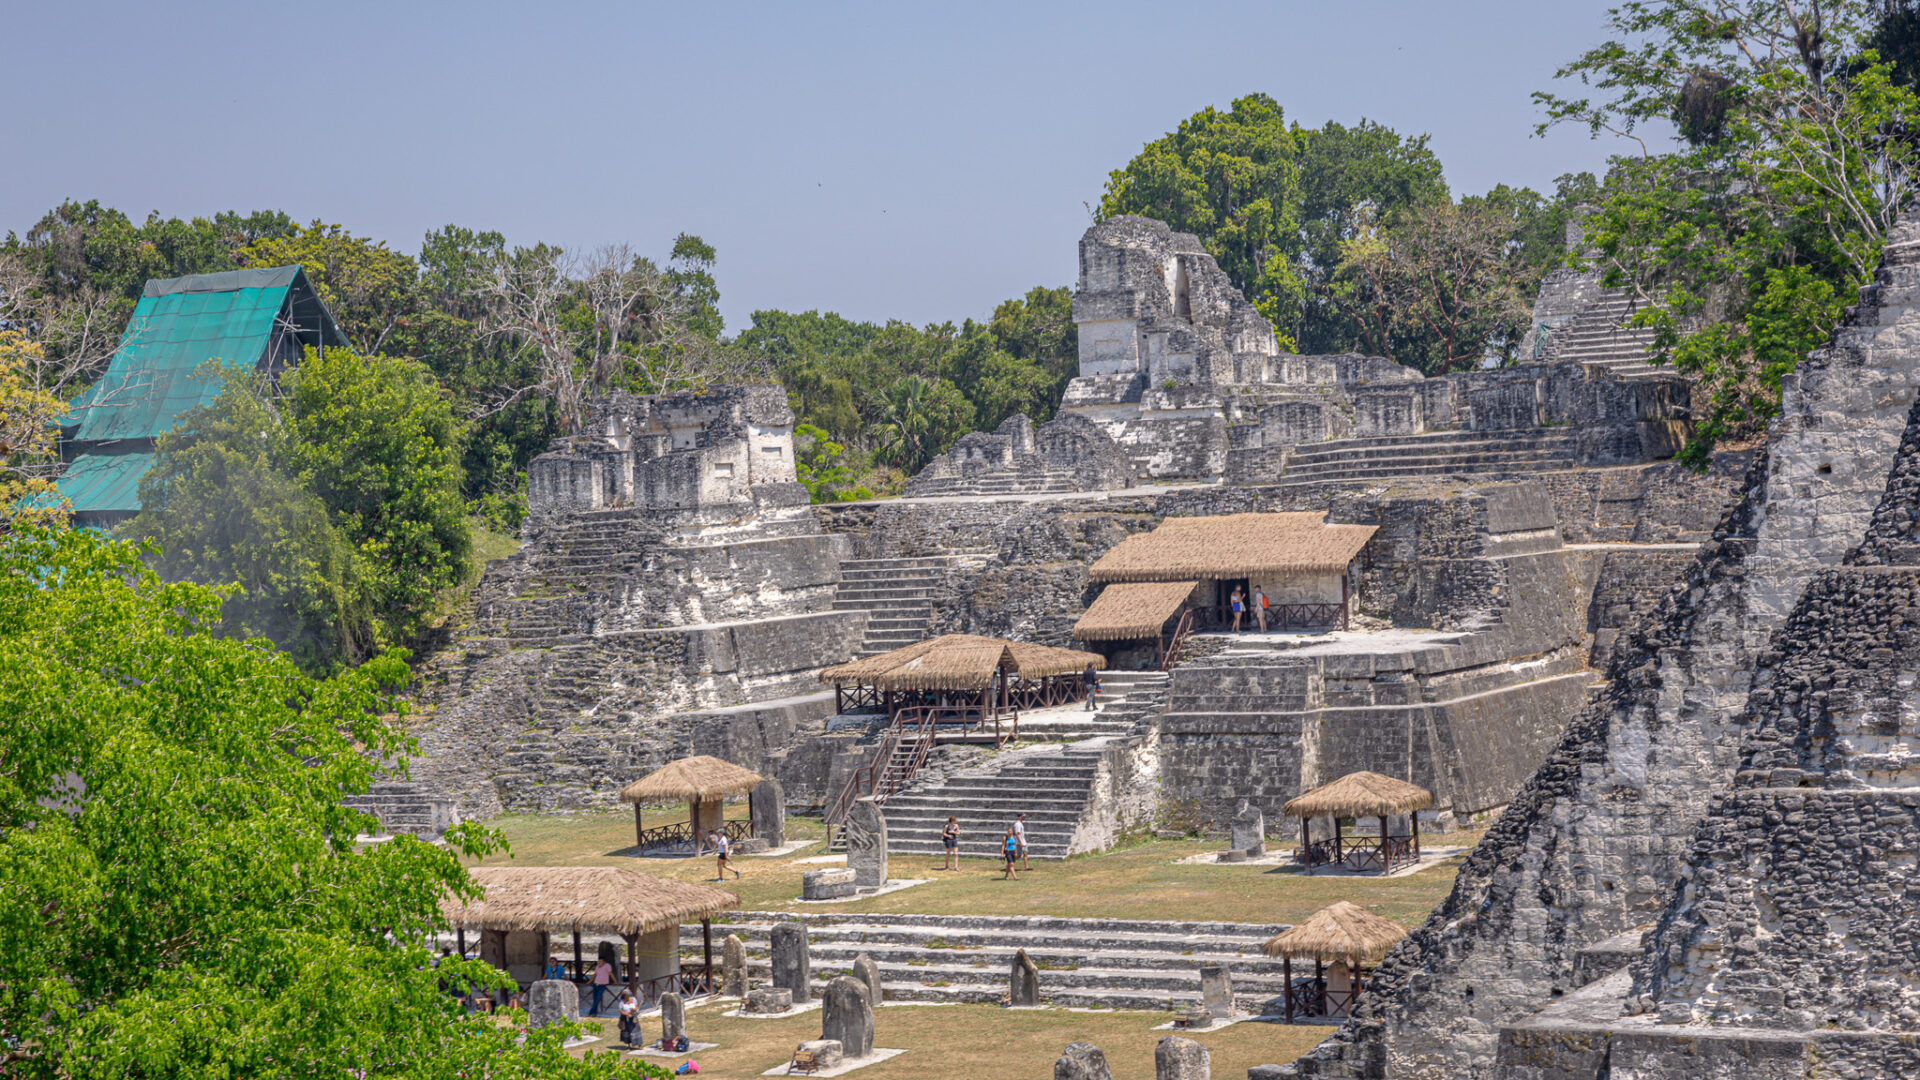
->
xmin=343 ymin=780 xmax=459 ymax=839
xmin=687 ymin=912 xmax=1293 ymax=1012
xmin=465 ymin=508 xmax=661 ymax=646
xmin=905 ymin=470 xmax=1080 ymax=497
xmin=831 ymin=556 xmax=956 ymax=656
xmin=872 ymin=669 xmax=1170 ymax=859
xmin=879 ymin=744 xmax=1108 ymax=859
xmin=1279 ymin=427 xmax=1578 ymax=485
xmin=1547 ymin=290 xmax=1663 ymax=378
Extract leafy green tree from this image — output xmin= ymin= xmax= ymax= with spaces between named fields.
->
xmin=136 ymin=372 xmax=365 ymax=664
xmin=1333 ymin=196 xmax=1535 ymax=374
xmin=1536 ymin=0 xmax=1920 ymax=462
xmin=1098 ymin=94 xmax=1307 ymax=342
xmin=138 ymin=348 xmax=472 ymax=668
xmin=240 ymin=223 xmax=423 ymax=355
xmin=871 ymin=374 xmax=974 ymax=472
xmin=0 ymin=526 xmax=659 ymax=1079
xmin=794 ymin=423 xmax=873 ymax=502
xmin=282 ymin=347 xmax=472 ymax=639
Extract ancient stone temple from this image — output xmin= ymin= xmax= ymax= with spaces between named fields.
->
xmin=1268 ymin=211 xmax=1920 ymax=1080
xmin=526 ymin=385 xmax=808 ymax=523
xmin=409 ymin=384 xmax=866 ymax=816
xmin=907 ymin=215 xmax=1693 ymax=494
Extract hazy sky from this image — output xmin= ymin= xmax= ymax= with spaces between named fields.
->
xmin=3 ymin=1 xmax=1649 ymax=332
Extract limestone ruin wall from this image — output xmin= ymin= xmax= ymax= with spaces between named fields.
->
xmin=1268 ymin=213 xmax=1920 ymax=1080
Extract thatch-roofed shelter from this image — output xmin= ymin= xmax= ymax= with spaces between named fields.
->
xmin=819 ymin=634 xmax=1105 ymax=742
xmin=443 ymin=866 xmax=738 ymax=1003
xmin=1086 ymin=512 xmax=1376 ymax=632
xmin=1263 ymin=901 xmax=1409 ymax=1021
xmin=1072 ymin=580 xmax=1200 ymax=667
xmin=1285 ymin=771 xmax=1432 ymax=874
xmin=618 ymin=755 xmax=764 ymax=855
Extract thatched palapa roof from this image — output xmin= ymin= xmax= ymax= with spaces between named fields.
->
xmin=819 ymin=633 xmax=1105 ymax=692
xmin=1073 ymin=580 xmax=1198 ymax=641
xmin=1089 ymin=512 xmax=1377 ymax=583
xmin=620 ymin=755 xmax=763 ymax=804
xmin=1263 ymin=901 xmax=1408 ymax=966
xmin=443 ymin=866 xmax=738 ymax=936
xmin=1283 ymin=771 xmax=1433 ymax=820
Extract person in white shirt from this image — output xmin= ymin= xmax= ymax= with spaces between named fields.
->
xmin=1013 ymin=813 xmax=1030 ymax=869
xmin=714 ymin=829 xmax=740 ymax=880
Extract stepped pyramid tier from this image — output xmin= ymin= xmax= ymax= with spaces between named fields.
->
xmin=1272 ymin=212 xmax=1920 ymax=1079
xmin=407 ymin=385 xmax=873 ymax=818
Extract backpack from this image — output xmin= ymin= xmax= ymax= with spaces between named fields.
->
xmin=676 ymin=1060 xmax=699 ymax=1074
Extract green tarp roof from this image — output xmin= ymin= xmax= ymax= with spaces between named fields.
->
xmin=52 ymin=451 xmax=152 ymax=515
xmin=67 ymin=265 xmax=345 ymax=445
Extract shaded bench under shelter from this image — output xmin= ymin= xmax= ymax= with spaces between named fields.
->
xmin=620 ymin=755 xmax=763 ymax=854
xmin=1284 ymin=771 xmax=1432 ymax=874
xmin=1265 ymin=901 xmax=1408 ymax=1021
xmin=1071 ymin=579 xmax=1203 ymax=669
xmin=1086 ymin=512 xmax=1377 ymax=633
xmin=443 ymin=866 xmax=739 ymax=1001
xmin=820 ymin=633 xmax=1105 ymax=742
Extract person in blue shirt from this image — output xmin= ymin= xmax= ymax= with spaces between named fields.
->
xmin=544 ymin=955 xmax=567 ymax=982
xmin=1001 ymin=826 xmax=1020 ymax=880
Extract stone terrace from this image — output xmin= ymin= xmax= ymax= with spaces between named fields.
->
xmin=687 ymin=912 xmax=1291 ymax=1012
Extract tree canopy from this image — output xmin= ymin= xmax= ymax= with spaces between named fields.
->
xmin=0 ymin=527 xmax=660 ymax=1079
xmin=1537 ymin=0 xmax=1920 ymax=463
xmin=137 ymin=348 xmax=472 ymax=670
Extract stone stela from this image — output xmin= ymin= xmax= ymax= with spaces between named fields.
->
xmin=821 ymin=975 xmax=874 ymax=1060
xmin=771 ymin=921 xmax=811 ymax=1004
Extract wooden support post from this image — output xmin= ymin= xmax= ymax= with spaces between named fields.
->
xmin=1412 ymin=811 xmax=1420 ymax=857
xmin=703 ymin=918 xmax=714 ymax=992
xmin=1381 ymin=815 xmax=1388 ymax=872
xmin=625 ymin=934 xmax=638 ymax=998
xmin=1333 ymin=815 xmax=1343 ymax=866
xmin=573 ymin=929 xmax=583 ymax=981
xmin=1342 ymin=574 xmax=1351 ymax=631
xmin=457 ymin=925 xmax=466 ymax=959
xmin=1284 ymin=954 xmax=1293 ymax=1021
xmin=633 ymin=804 xmax=644 ymax=853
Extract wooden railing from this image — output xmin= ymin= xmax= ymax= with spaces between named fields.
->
xmin=1293 ymin=834 xmax=1420 ymax=874
xmin=635 ymin=817 xmax=750 ymax=854
xmin=1283 ymin=977 xmax=1361 ymax=1020
xmin=1264 ymin=602 xmax=1344 ymax=631
xmin=824 ymin=708 xmax=938 ymax=844
xmin=1159 ymin=609 xmax=1196 ymax=671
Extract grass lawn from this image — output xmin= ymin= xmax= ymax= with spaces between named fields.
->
xmin=471 ymin=810 xmax=1484 ymax=929
xmin=562 ymin=1002 xmax=1332 ymax=1079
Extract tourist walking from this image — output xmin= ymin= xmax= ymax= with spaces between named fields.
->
xmin=714 ymin=828 xmax=740 ymax=880
xmin=1230 ymin=587 xmax=1245 ymax=632
xmin=1001 ymin=825 xmax=1021 ymax=880
xmin=590 ymin=954 xmax=614 ymax=1015
xmin=1253 ymin=586 xmax=1268 ymax=632
xmin=617 ymin=988 xmax=639 ymax=1046
xmin=1084 ymin=660 xmax=1100 ymax=711
xmin=942 ymin=815 xmax=959 ymax=870
xmin=1013 ymin=813 xmax=1030 ymax=869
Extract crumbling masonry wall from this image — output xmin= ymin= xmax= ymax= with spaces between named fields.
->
xmin=1267 ymin=213 xmax=1920 ymax=1080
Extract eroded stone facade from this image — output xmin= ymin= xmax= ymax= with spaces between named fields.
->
xmin=1271 ymin=212 xmax=1920 ymax=1080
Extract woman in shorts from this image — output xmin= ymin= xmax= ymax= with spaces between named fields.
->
xmin=1001 ymin=826 xmax=1020 ymax=880
xmin=942 ymin=816 xmax=959 ymax=870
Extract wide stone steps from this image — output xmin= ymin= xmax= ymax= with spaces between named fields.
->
xmin=833 ymin=556 xmax=960 ymax=656
xmin=879 ymin=748 xmax=1107 ymax=859
xmin=1289 ymin=427 xmax=1575 ymax=462
xmin=686 ymin=913 xmax=1291 ymax=1012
